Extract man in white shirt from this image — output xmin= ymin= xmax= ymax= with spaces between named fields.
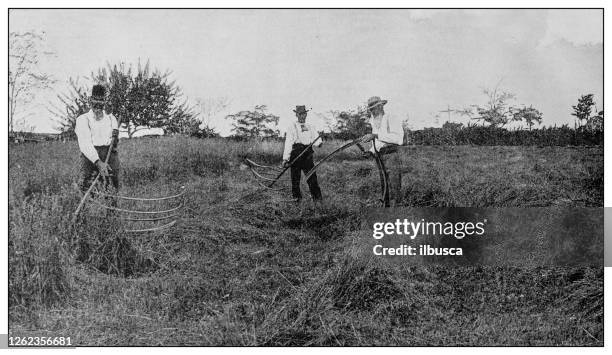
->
xmin=360 ymin=96 xmax=404 ymax=207
xmin=282 ymin=105 xmax=323 ymax=202
xmin=75 ymin=84 xmax=120 ymax=193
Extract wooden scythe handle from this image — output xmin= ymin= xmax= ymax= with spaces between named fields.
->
xmin=71 ymin=129 xmax=117 ymax=224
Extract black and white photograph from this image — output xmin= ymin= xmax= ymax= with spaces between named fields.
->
xmin=4 ymin=6 xmax=606 ymax=349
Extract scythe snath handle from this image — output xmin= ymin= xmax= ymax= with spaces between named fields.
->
xmin=303 ymin=137 xmax=363 ymax=181
xmin=71 ymin=126 xmax=118 ymax=224
xmin=371 ymin=139 xmax=389 ymax=207
xmin=267 ymin=135 xmax=322 ymax=188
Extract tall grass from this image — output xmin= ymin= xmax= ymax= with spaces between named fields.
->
xmin=8 ymin=136 xmax=604 ymax=345
xmin=9 ymin=191 xmax=75 ymax=312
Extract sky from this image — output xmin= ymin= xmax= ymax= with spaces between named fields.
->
xmin=9 ymin=9 xmax=603 ymax=135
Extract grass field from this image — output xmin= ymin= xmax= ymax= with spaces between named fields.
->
xmin=8 ymin=137 xmax=604 ymax=346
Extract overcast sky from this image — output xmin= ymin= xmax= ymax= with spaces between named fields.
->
xmin=9 ymin=9 xmax=603 ymax=135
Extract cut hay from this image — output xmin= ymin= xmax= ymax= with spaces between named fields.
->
xmin=74 ymin=216 xmax=157 ymax=277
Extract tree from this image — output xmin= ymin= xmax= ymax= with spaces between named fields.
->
xmin=513 ymin=106 xmax=543 ymax=130
xmin=586 ymin=109 xmax=604 ymax=132
xmin=331 ymin=106 xmax=370 ymax=140
xmin=457 ymin=82 xmax=543 ymax=129
xmin=52 ymin=60 xmax=197 ymax=137
xmin=458 ymin=85 xmax=519 ymax=128
xmin=51 ymin=77 xmax=90 ymax=138
xmin=225 ymin=105 xmax=280 ymax=139
xmin=9 ymin=31 xmax=56 ymax=133
xmin=163 ymin=100 xmax=199 ymax=135
xmin=572 ymin=94 xmax=595 ymax=128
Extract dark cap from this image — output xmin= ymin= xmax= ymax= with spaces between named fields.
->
xmin=91 ymin=84 xmax=107 ymax=103
xmin=293 ymin=105 xmax=310 ymax=114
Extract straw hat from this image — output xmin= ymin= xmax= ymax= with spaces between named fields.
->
xmin=366 ymin=96 xmax=388 ymax=111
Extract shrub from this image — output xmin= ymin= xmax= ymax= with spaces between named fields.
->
xmin=407 ymin=125 xmax=603 ymax=146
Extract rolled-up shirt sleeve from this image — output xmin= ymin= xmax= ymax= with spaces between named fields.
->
xmin=75 ymin=115 xmax=100 ymax=163
xmin=282 ymin=125 xmax=296 ymax=161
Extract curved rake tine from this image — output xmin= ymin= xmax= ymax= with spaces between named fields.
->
xmin=243 ymin=136 xmax=322 ymax=189
xmin=249 ymin=166 xmax=278 ymax=182
xmin=125 ymin=220 xmax=177 ymax=233
xmin=244 ymin=166 xmax=286 ymax=191
xmin=244 ymin=158 xmax=284 ymax=172
xmin=244 ymin=158 xmax=288 ymax=188
xmin=244 ymin=158 xmax=276 ymax=169
xmin=249 ymin=166 xmax=282 ymax=178
xmin=304 ymin=138 xmax=362 ymax=181
xmin=93 ymin=186 xmax=186 ymax=201
xmin=254 ymin=179 xmax=286 ymax=191
xmin=120 ymin=213 xmax=181 ymax=222
xmin=247 ymin=165 xmax=285 ymax=189
xmin=90 ymin=199 xmax=184 ymax=214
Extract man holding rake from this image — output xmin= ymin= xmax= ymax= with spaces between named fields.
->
xmin=282 ymin=105 xmax=323 ymax=203
xmin=75 ymin=84 xmax=120 ymax=194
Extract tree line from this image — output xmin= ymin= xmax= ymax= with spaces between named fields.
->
xmin=9 ymin=31 xmax=604 ymax=145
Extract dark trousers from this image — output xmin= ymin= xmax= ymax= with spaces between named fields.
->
xmin=290 ymin=144 xmax=322 ymax=201
xmin=378 ymin=146 xmax=402 ymax=207
xmin=79 ymin=145 xmax=120 ymax=193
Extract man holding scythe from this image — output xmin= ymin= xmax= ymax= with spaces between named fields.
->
xmin=75 ymin=84 xmax=120 ymax=194
xmin=359 ymin=96 xmax=404 ymax=207
xmin=282 ymin=105 xmax=323 ymax=203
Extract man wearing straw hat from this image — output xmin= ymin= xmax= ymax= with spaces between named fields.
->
xmin=359 ymin=96 xmax=404 ymax=207
xmin=75 ymin=84 xmax=120 ymax=193
xmin=282 ymin=105 xmax=323 ymax=203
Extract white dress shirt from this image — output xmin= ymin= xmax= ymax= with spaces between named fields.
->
xmin=75 ymin=109 xmax=119 ymax=163
xmin=282 ymin=121 xmax=322 ymax=161
xmin=369 ymin=113 xmax=404 ymax=152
